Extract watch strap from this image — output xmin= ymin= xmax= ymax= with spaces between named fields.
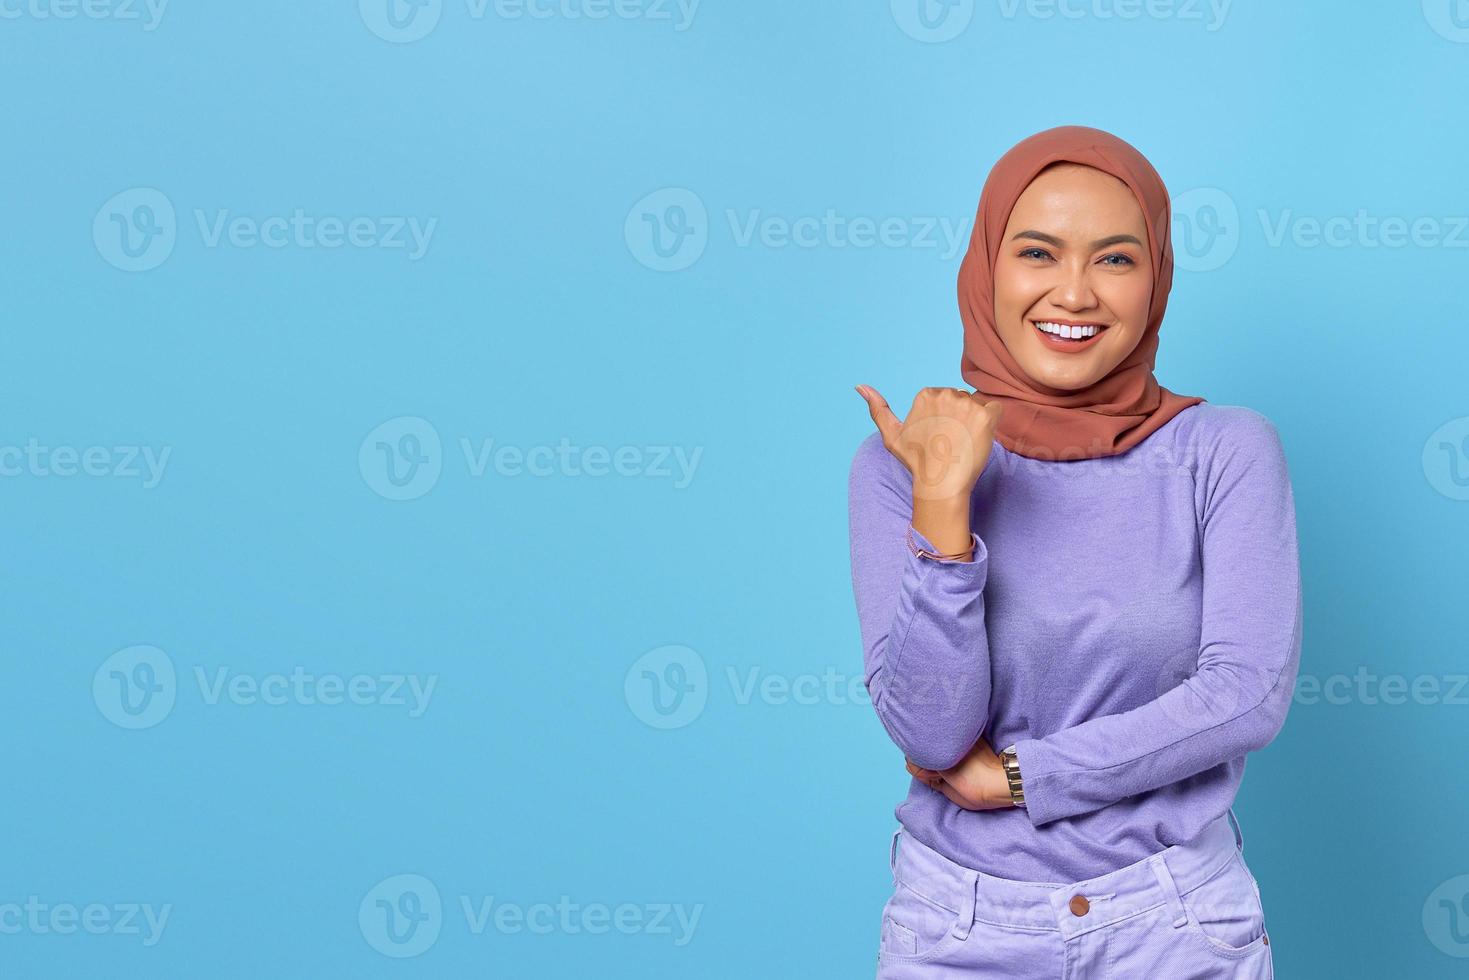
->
xmin=1000 ymin=743 xmax=1026 ymax=808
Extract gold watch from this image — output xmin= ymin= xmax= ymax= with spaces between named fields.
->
xmin=999 ymin=743 xmax=1026 ymax=808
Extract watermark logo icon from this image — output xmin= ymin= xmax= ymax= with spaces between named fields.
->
xmin=1424 ymin=874 xmax=1469 ymax=956
xmin=359 ymin=417 xmax=443 ymax=501
xmin=360 ymin=0 xmax=442 ymax=42
xmin=1170 ymin=187 xmax=1239 ymax=272
xmin=625 ymin=645 xmax=707 ymax=729
xmin=93 ymin=188 xmax=176 ymax=272
xmin=360 ymin=874 xmax=443 ymax=958
xmin=1423 ymin=0 xmax=1469 ymax=42
xmin=900 ymin=415 xmax=978 ymax=501
xmin=625 ymin=188 xmax=708 ymax=272
xmin=890 ymin=0 xmax=974 ymax=43
xmin=93 ymin=645 xmax=177 ymax=729
xmin=1423 ymin=416 xmax=1469 ymax=501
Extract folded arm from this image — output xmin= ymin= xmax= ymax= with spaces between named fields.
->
xmin=848 ymin=433 xmax=993 ymax=771
xmin=1012 ymin=412 xmax=1303 ymax=826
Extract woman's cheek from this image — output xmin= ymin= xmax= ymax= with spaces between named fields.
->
xmin=1102 ymin=279 xmax=1152 ymax=323
xmin=994 ymin=275 xmax=1044 ymax=323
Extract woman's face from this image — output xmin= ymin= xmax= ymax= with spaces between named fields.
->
xmin=992 ymin=163 xmax=1154 ymax=391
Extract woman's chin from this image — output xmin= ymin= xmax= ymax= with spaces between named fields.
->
xmin=1022 ymin=357 xmax=1107 ymax=391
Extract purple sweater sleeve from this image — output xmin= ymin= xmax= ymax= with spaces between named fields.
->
xmin=847 ymin=433 xmax=992 ymax=771
xmin=1012 ymin=412 xmax=1303 ymax=826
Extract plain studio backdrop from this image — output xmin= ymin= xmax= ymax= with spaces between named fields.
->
xmin=3 ymin=2 xmax=1467 ymax=977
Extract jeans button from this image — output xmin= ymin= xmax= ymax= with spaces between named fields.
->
xmin=1069 ymin=894 xmax=1090 ymax=917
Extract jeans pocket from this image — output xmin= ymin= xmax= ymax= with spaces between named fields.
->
xmin=879 ymin=879 xmax=964 ymax=963
xmin=1178 ymin=852 xmax=1268 ymax=957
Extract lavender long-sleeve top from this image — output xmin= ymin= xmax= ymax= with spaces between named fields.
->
xmin=847 ymin=401 xmax=1302 ymax=882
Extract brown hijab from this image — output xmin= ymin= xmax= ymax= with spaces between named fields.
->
xmin=957 ymin=125 xmax=1204 ymax=460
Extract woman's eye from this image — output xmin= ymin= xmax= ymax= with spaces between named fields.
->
xmin=1018 ymin=248 xmax=1134 ymax=266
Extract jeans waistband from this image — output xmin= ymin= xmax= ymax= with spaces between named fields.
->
xmin=887 ymin=810 xmax=1246 ymax=943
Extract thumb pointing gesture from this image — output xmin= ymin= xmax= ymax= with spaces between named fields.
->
xmin=855 ymin=385 xmax=902 ymax=449
xmin=854 ymin=383 xmax=1005 ymax=500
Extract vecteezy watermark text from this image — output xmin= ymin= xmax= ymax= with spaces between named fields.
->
xmin=358 ymin=874 xmax=701 ymax=958
xmin=0 ymin=440 xmax=170 ymax=488
xmin=995 ymin=0 xmax=1232 ymax=30
xmin=1258 ymin=209 xmax=1469 ymax=250
xmin=1170 ymin=188 xmax=1469 ymax=273
xmin=359 ymin=0 xmax=700 ymax=43
xmin=625 ymin=645 xmax=888 ymax=729
xmin=889 ymin=0 xmax=1232 ymax=43
xmin=358 ymin=416 xmax=703 ymax=501
xmin=0 ymin=898 xmax=171 ymax=947
xmin=1293 ymin=668 xmax=1469 ymax=706
xmin=93 ymin=188 xmax=437 ymax=272
xmin=624 ymin=187 xmax=973 ymax=272
xmin=194 ymin=210 xmax=436 ymax=259
xmin=0 ymin=0 xmax=168 ymax=30
xmin=194 ymin=667 xmax=437 ymax=716
xmin=93 ymin=645 xmax=438 ymax=729
xmin=459 ymin=438 xmax=701 ymax=486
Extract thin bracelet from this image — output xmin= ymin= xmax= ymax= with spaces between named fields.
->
xmin=906 ymin=526 xmax=974 ymax=563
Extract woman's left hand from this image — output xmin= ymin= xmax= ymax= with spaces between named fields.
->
xmin=905 ymin=737 xmax=1015 ymax=810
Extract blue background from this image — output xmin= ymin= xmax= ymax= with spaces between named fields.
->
xmin=4 ymin=1 xmax=1469 ymax=976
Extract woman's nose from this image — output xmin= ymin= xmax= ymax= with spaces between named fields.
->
xmin=1051 ymin=263 xmax=1099 ymax=310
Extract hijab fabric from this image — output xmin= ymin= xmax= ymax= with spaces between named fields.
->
xmin=957 ymin=125 xmax=1204 ymax=460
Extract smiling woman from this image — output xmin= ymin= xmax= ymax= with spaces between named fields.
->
xmin=995 ymin=165 xmax=1153 ymax=380
xmin=849 ymin=126 xmax=1300 ymax=978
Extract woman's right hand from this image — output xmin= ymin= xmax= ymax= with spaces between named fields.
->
xmin=855 ymin=385 xmax=1004 ymax=503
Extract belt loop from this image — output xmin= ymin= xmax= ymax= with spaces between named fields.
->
xmin=1148 ymin=854 xmax=1189 ymax=929
xmin=949 ymin=871 xmax=978 ymax=941
xmin=1227 ymin=807 xmax=1245 ymax=853
xmin=889 ymin=827 xmax=902 ymax=883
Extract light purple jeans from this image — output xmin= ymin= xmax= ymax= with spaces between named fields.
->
xmin=874 ymin=810 xmax=1274 ymax=978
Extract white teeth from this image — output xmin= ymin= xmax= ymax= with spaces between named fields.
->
xmin=1035 ymin=321 xmax=1101 ymax=340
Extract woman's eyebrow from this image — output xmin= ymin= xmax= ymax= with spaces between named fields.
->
xmin=1011 ymin=230 xmax=1144 ymax=248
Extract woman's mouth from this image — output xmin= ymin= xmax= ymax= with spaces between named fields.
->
xmin=1031 ymin=319 xmax=1109 ymax=353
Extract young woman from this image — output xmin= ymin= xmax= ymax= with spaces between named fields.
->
xmin=849 ymin=126 xmax=1300 ymax=978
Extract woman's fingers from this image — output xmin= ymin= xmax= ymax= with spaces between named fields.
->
xmin=968 ymin=393 xmax=1006 ymax=434
xmin=905 ymin=758 xmax=938 ymax=781
xmin=855 ymin=385 xmax=902 ymax=447
xmin=906 ymin=760 xmax=946 ymax=791
xmin=908 ymin=757 xmax=985 ymax=808
xmin=932 ymin=778 xmax=981 ymax=811
xmin=860 ymin=385 xmax=1005 ymax=492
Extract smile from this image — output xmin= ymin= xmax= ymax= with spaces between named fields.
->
xmin=1032 ymin=319 xmax=1109 ymax=352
